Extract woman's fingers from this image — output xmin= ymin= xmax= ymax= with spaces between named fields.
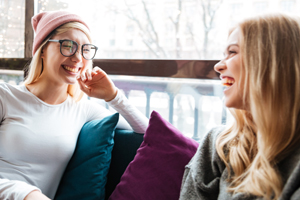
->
xmin=79 ymin=67 xmax=104 ymax=82
xmin=93 ymin=66 xmax=107 ymax=75
xmin=77 ymin=77 xmax=91 ymax=93
xmin=85 ymin=69 xmax=92 ymax=81
xmin=77 ymin=66 xmax=117 ymax=99
xmin=80 ymin=72 xmax=86 ymax=82
xmin=79 ymin=68 xmax=94 ymax=82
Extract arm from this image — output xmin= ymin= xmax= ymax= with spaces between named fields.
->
xmin=77 ymin=67 xmax=148 ymax=133
xmin=106 ymin=89 xmax=148 ymax=133
xmin=24 ymin=190 xmax=50 ymax=200
xmin=179 ymin=126 xmax=226 ymax=200
xmin=0 ymin=179 xmax=43 ymax=200
xmin=0 ymin=85 xmax=49 ymax=200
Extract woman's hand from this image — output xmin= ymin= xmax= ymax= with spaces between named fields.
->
xmin=77 ymin=66 xmax=118 ymax=101
xmin=24 ymin=190 xmax=51 ymax=200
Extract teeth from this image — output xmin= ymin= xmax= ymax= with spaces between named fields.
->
xmin=63 ymin=66 xmax=79 ymax=73
xmin=222 ymin=77 xmax=235 ymax=86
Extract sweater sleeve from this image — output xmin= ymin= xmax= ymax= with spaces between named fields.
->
xmin=0 ymin=178 xmax=41 ymax=200
xmin=106 ymin=89 xmax=149 ymax=134
xmin=86 ymin=89 xmax=149 ymax=134
xmin=291 ymin=188 xmax=300 ymax=200
xmin=179 ymin=126 xmax=226 ymax=200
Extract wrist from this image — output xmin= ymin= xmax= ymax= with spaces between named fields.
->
xmin=105 ymin=88 xmax=118 ymax=102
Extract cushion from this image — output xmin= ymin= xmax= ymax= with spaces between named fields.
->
xmin=54 ymin=113 xmax=119 ymax=200
xmin=109 ymin=110 xmax=199 ymax=200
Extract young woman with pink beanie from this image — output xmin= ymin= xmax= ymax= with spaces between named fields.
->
xmin=0 ymin=10 xmax=148 ymax=200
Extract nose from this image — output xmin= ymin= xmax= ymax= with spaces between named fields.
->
xmin=71 ymin=49 xmax=83 ymax=63
xmin=214 ymin=59 xmax=226 ymax=73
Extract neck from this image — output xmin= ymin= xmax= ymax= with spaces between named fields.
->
xmin=26 ymin=79 xmax=69 ymax=105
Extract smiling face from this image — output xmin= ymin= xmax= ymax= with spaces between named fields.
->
xmin=214 ymin=28 xmax=245 ymax=109
xmin=40 ymin=28 xmax=91 ymax=85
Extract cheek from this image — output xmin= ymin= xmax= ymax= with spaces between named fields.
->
xmin=232 ymin=55 xmax=241 ymax=73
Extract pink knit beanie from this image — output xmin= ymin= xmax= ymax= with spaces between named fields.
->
xmin=31 ymin=10 xmax=90 ymax=56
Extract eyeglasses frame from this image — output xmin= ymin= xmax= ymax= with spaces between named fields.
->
xmin=48 ymin=39 xmax=98 ymax=60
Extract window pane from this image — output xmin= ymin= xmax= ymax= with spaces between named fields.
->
xmin=37 ymin=0 xmax=300 ymax=60
xmin=0 ymin=0 xmax=25 ymax=58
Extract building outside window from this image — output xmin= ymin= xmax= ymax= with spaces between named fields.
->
xmin=2 ymin=0 xmax=300 ymax=60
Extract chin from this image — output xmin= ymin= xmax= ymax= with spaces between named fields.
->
xmin=64 ymin=78 xmax=77 ymax=85
xmin=224 ymin=102 xmax=234 ymax=108
xmin=224 ymin=100 xmax=245 ymax=110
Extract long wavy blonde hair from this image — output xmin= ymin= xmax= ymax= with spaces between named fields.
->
xmin=216 ymin=14 xmax=300 ymax=199
xmin=24 ymin=22 xmax=93 ymax=101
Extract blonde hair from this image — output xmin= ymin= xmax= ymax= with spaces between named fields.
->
xmin=216 ymin=14 xmax=300 ymax=199
xmin=24 ymin=22 xmax=93 ymax=101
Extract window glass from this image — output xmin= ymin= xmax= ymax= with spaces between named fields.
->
xmin=0 ymin=0 xmax=25 ymax=58
xmin=36 ymin=0 xmax=300 ymax=60
xmin=280 ymin=0 xmax=295 ymax=12
xmin=0 ymin=0 xmax=295 ymax=139
xmin=2 ymin=0 xmax=299 ymax=59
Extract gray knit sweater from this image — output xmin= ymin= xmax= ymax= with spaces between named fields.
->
xmin=179 ymin=126 xmax=300 ymax=200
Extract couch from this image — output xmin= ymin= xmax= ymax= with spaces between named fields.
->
xmin=55 ymin=111 xmax=199 ymax=200
xmin=105 ymin=129 xmax=144 ymax=199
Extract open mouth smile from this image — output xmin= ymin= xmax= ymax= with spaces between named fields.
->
xmin=221 ymin=77 xmax=235 ymax=87
xmin=62 ymin=65 xmax=82 ymax=74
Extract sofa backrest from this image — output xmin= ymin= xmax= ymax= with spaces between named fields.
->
xmin=105 ymin=129 xmax=144 ymax=199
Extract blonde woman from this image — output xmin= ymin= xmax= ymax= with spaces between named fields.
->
xmin=180 ymin=14 xmax=300 ymax=200
xmin=0 ymin=11 xmax=148 ymax=200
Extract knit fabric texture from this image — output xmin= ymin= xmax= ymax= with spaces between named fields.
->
xmin=31 ymin=10 xmax=90 ymax=55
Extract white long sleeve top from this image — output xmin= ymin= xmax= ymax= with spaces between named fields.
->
xmin=0 ymin=83 xmax=148 ymax=200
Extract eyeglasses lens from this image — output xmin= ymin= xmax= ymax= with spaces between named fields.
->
xmin=82 ymin=44 xmax=96 ymax=60
xmin=61 ymin=40 xmax=77 ymax=56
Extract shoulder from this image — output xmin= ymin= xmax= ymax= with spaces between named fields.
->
xmin=181 ymin=125 xmax=228 ymax=199
xmin=0 ymin=82 xmax=10 ymax=92
xmin=187 ymin=125 xmax=227 ymax=171
xmin=201 ymin=125 xmax=227 ymax=147
xmin=0 ymin=82 xmax=24 ymax=93
xmin=0 ymin=83 xmax=29 ymax=99
xmin=0 ymin=82 xmax=18 ymax=97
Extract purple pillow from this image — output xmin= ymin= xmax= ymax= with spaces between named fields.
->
xmin=109 ymin=110 xmax=199 ymax=200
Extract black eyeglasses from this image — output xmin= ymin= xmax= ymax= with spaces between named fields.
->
xmin=48 ymin=39 xmax=98 ymax=60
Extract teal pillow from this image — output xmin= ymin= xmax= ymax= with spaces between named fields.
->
xmin=54 ymin=113 xmax=119 ymax=200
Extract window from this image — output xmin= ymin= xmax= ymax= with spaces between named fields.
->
xmin=109 ymin=39 xmax=115 ymax=47
xmin=126 ymin=39 xmax=133 ymax=46
xmin=280 ymin=0 xmax=295 ymax=12
xmin=3 ymin=0 xmax=300 ymax=59
xmin=0 ymin=0 xmax=25 ymax=58
xmin=254 ymin=2 xmax=268 ymax=14
xmin=109 ymin=25 xmax=115 ymax=32
xmin=231 ymin=3 xmax=243 ymax=15
xmin=1 ymin=0 xmax=300 ymax=139
xmin=126 ymin=25 xmax=135 ymax=32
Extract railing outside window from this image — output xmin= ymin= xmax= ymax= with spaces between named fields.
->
xmin=0 ymin=69 xmax=233 ymax=141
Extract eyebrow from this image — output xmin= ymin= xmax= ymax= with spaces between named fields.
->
xmin=226 ymin=44 xmax=239 ymax=50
